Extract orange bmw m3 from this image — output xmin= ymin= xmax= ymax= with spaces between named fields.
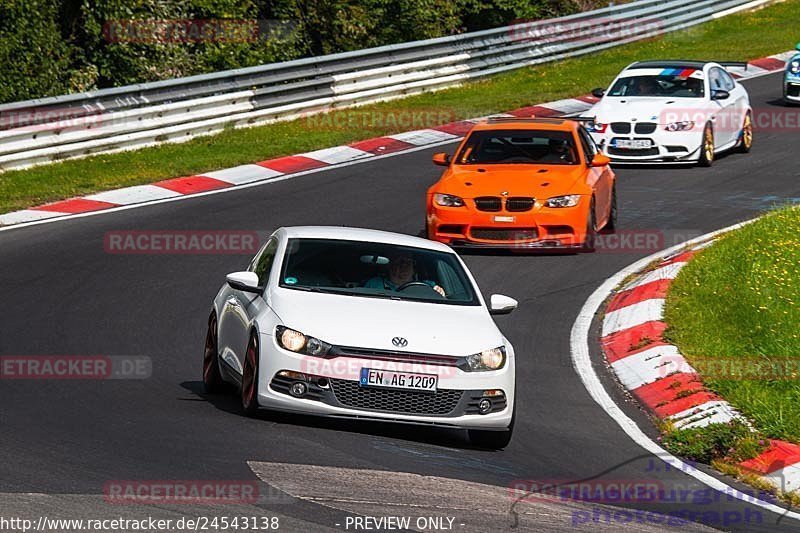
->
xmin=426 ymin=118 xmax=617 ymax=251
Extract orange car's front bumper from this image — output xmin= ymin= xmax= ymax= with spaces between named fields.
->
xmin=427 ymin=202 xmax=590 ymax=249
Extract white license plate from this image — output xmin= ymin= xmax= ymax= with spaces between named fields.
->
xmin=359 ymin=368 xmax=438 ymax=392
xmin=614 ymin=139 xmax=652 ymax=149
xmin=493 ymin=215 xmax=516 ymax=223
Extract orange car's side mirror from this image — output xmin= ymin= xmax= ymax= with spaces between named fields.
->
xmin=591 ymin=154 xmax=611 ymax=167
xmin=432 ymin=152 xmax=451 ymax=166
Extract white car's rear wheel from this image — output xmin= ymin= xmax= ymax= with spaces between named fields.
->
xmin=241 ymin=333 xmax=260 ymax=416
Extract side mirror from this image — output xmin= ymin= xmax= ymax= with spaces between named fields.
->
xmin=796 ymin=42 xmax=800 ymax=51
xmin=432 ymin=152 xmax=451 ymax=166
xmin=226 ymin=271 xmax=261 ymax=293
xmin=489 ymin=294 xmax=518 ymax=315
xmin=712 ymin=89 xmax=730 ymax=101
xmin=591 ymin=88 xmax=605 ymax=98
xmin=591 ymin=153 xmax=611 ymax=167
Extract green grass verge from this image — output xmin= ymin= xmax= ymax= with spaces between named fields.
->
xmin=665 ymin=206 xmax=800 ymax=443
xmin=1 ymin=0 xmax=798 ymax=214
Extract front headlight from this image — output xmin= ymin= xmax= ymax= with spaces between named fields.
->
xmin=465 ymin=346 xmax=506 ymax=371
xmin=664 ymin=121 xmax=695 ymax=132
xmin=585 ymin=121 xmax=607 ymax=134
xmin=434 ymin=193 xmax=465 ymax=207
xmin=275 ymin=326 xmax=332 ymax=357
xmin=545 ymin=194 xmax=581 ymax=208
xmin=790 ymin=60 xmax=800 ymax=74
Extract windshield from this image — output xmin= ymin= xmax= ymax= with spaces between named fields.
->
xmin=454 ymin=129 xmax=578 ymax=165
xmin=279 ymin=238 xmax=480 ymax=305
xmin=608 ymin=74 xmax=704 ymax=98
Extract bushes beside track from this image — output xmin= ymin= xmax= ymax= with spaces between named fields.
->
xmin=0 ymin=0 xmax=592 ymax=105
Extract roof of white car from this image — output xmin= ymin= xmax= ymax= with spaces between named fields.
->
xmin=279 ymin=226 xmax=455 ymax=253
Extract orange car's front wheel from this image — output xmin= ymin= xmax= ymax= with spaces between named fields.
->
xmin=583 ymin=197 xmax=597 ymax=252
xmin=603 ymin=185 xmax=618 ymax=233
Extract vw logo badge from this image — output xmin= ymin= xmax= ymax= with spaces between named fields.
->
xmin=392 ymin=337 xmax=408 ymax=348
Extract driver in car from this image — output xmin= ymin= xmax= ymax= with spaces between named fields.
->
xmin=363 ymin=253 xmax=446 ymax=296
xmin=633 ymin=76 xmax=660 ymax=96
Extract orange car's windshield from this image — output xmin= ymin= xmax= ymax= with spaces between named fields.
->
xmin=454 ymin=129 xmax=578 ymax=165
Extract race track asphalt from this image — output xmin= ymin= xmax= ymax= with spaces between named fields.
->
xmin=1 ymin=71 xmax=799 ymax=532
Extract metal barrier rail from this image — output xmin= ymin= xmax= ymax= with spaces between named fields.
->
xmin=0 ymin=0 xmax=774 ymax=171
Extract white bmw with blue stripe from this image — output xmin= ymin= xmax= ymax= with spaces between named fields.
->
xmin=581 ymin=60 xmax=753 ymax=166
xmin=784 ymin=44 xmax=800 ymax=104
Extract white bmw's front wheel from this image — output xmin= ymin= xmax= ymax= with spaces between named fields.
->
xmin=698 ymin=123 xmax=714 ymax=167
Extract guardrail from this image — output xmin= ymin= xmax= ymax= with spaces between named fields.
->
xmin=0 ymin=0 xmax=774 ymax=171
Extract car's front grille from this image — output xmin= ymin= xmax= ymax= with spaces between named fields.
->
xmin=634 ymin=122 xmax=657 ymax=134
xmin=474 ymin=197 xmax=502 ymax=212
xmin=608 ymin=147 xmax=660 ymax=157
xmin=610 ymin=122 xmax=631 ymax=134
xmin=471 ymin=228 xmax=537 ymax=241
xmin=505 ymin=197 xmax=535 ymax=212
xmin=788 ymin=84 xmax=800 ymax=97
xmin=329 ymin=379 xmax=463 ymax=415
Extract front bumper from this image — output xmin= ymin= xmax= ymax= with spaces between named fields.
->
xmin=255 ymin=334 xmax=515 ymax=430
xmin=427 ymin=202 xmax=589 ymax=250
xmin=589 ymin=129 xmax=702 ymax=162
xmin=785 ymin=80 xmax=800 ymax=102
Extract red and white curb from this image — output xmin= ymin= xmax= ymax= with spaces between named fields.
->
xmin=600 ymin=238 xmax=800 ymax=495
xmin=0 ymin=52 xmax=792 ymax=228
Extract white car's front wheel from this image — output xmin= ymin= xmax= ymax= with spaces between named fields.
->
xmin=698 ymin=123 xmax=715 ymax=167
xmin=738 ymin=112 xmax=753 ymax=153
xmin=203 ymin=314 xmax=224 ymax=393
xmin=241 ymin=333 xmax=261 ymax=416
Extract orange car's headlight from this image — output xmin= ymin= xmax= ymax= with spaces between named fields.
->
xmin=434 ymin=193 xmax=465 ymax=207
xmin=545 ymin=194 xmax=581 ymax=208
